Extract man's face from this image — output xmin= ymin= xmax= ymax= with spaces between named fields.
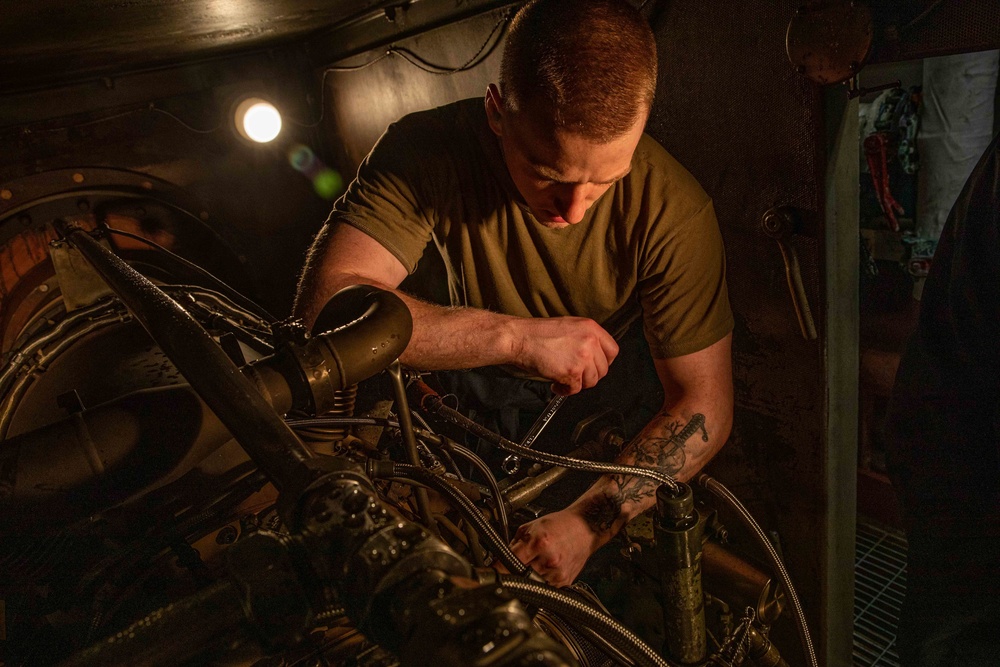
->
xmin=486 ymin=86 xmax=646 ymax=229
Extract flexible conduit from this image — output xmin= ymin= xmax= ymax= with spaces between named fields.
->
xmin=417 ymin=385 xmax=681 ymax=494
xmin=497 ymin=576 xmax=679 ymax=667
xmin=697 ymin=474 xmax=817 ymax=667
xmin=386 ymin=462 xmax=529 ymax=577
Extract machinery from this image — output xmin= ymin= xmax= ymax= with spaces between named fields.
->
xmin=0 ymin=219 xmax=815 ymax=667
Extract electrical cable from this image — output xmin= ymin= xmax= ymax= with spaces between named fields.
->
xmin=447 ymin=439 xmax=509 ymax=542
xmin=18 ymin=103 xmax=224 ymax=137
xmin=496 ymin=575 xmax=678 ymax=667
xmin=101 ymin=225 xmax=276 ymax=322
xmin=323 ymin=51 xmax=394 ymax=73
xmin=900 ymin=0 xmax=948 ymax=34
xmin=388 ymin=12 xmax=509 ymax=75
xmin=290 ymin=10 xmax=511 ymax=128
xmin=697 ymin=473 xmax=818 ymax=667
xmin=149 ymin=105 xmax=222 ymax=133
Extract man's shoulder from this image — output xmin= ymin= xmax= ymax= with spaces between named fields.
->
xmin=364 ymin=98 xmax=486 ymax=176
xmin=632 ymin=135 xmax=709 ymax=199
xmin=623 ymin=134 xmax=712 ymax=223
xmin=389 ymin=98 xmax=485 ymax=141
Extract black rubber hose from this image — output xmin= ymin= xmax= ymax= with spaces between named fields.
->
xmin=61 ymin=580 xmax=248 ymax=667
xmin=496 ymin=576 xmax=678 ymax=667
xmin=697 ymin=474 xmax=817 ymax=667
xmin=447 ymin=439 xmax=510 ymax=542
xmin=386 ymin=463 xmax=528 ymax=576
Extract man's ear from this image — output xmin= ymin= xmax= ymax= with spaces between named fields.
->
xmin=485 ymin=84 xmax=504 ymax=136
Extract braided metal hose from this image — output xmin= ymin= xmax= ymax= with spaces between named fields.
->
xmin=417 ymin=384 xmax=681 ymax=494
xmin=386 ymin=462 xmax=529 ymax=576
xmin=697 ymin=474 xmax=817 ymax=667
xmin=496 ymin=575 xmax=680 ymax=667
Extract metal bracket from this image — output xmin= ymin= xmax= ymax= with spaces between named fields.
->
xmin=49 ymin=234 xmax=115 ymax=312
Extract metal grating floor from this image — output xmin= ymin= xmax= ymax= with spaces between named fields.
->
xmin=854 ymin=519 xmax=908 ymax=667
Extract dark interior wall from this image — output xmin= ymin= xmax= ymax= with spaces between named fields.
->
xmin=318 ymin=9 xmax=509 ymax=177
xmin=646 ymin=3 xmax=840 ymax=664
xmin=0 ymin=50 xmax=334 ymax=315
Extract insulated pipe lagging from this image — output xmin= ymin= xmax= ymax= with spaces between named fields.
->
xmin=697 ymin=474 xmax=817 ymax=667
xmin=496 ymin=576 xmax=680 ymax=667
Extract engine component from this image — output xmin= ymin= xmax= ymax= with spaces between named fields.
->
xmin=0 ymin=220 xmax=813 ymax=667
xmin=655 ymin=483 xmax=707 ymax=665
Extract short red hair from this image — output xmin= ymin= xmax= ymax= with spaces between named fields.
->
xmin=499 ymin=0 xmax=657 ymax=142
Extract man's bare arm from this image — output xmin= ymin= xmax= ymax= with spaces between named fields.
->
xmin=509 ymin=333 xmax=733 ymax=586
xmin=294 ymin=222 xmax=618 ymax=394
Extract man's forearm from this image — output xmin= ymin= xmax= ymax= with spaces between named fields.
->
xmin=297 ymin=269 xmax=521 ymax=370
xmin=573 ymin=404 xmax=731 ymax=539
xmin=294 ymin=223 xmax=621 ymax=393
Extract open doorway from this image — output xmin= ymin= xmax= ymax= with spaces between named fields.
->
xmin=854 ymin=50 xmax=1000 ymax=667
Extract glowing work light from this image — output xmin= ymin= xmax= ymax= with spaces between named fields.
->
xmin=234 ymin=98 xmax=282 ymax=143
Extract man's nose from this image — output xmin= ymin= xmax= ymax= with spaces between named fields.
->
xmin=555 ymin=185 xmax=590 ymax=224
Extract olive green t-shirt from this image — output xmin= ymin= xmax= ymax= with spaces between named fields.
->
xmin=330 ymin=99 xmax=732 ymax=359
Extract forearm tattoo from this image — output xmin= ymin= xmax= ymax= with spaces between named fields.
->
xmin=581 ymin=412 xmax=709 ymax=535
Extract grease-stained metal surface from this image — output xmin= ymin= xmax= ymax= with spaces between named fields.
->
xmin=0 ymin=0 xmax=362 ymax=90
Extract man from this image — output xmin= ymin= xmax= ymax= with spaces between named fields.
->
xmin=295 ymin=0 xmax=733 ymax=587
xmin=886 ymin=132 xmax=1000 ymax=666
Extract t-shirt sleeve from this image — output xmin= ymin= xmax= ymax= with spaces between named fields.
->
xmin=328 ymin=121 xmax=435 ymax=274
xmin=639 ymin=199 xmax=734 ymax=358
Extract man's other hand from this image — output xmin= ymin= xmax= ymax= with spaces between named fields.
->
xmin=508 ymin=507 xmax=605 ymax=587
xmin=511 ymin=317 xmax=618 ymax=395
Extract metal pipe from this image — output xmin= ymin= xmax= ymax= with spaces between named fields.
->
xmin=55 ymin=221 xmax=313 ymax=490
xmin=505 ymin=465 xmax=572 ymax=510
xmin=384 ymin=463 xmax=527 ymax=577
xmin=702 ymin=541 xmax=785 ymax=626
xmin=387 ymin=361 xmax=435 ymax=530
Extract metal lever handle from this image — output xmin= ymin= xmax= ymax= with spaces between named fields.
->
xmin=761 ymin=207 xmax=818 ymax=341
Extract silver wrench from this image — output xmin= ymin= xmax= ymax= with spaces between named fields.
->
xmin=501 ymin=393 xmax=567 ymax=474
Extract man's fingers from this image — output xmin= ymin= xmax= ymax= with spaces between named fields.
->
xmin=552 ymin=380 xmax=579 ymax=396
xmin=509 ymin=535 xmax=536 ymax=564
xmin=599 ymin=332 xmax=619 ymax=364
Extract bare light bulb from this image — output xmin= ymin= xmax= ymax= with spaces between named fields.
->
xmin=235 ymin=98 xmax=282 ymax=143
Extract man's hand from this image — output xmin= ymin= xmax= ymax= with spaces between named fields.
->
xmin=508 ymin=507 xmax=608 ymax=587
xmin=511 ymin=317 xmax=619 ymax=395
